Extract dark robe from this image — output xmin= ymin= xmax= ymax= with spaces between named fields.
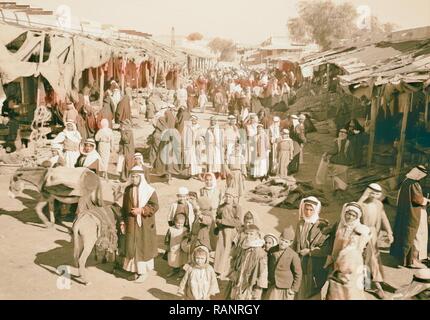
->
xmin=115 ymin=95 xmax=132 ymax=124
xmin=175 ymin=108 xmax=191 ymax=135
xmin=122 ymin=186 xmax=159 ymax=262
xmin=101 ymin=94 xmax=115 ymax=129
xmin=227 ymin=244 xmax=268 ymax=300
xmin=75 ymin=155 xmax=99 ymax=174
xmin=119 ymin=128 xmax=135 ymax=181
xmin=146 ymin=98 xmax=155 ymax=120
xmin=334 ymin=102 xmax=351 ymax=135
xmin=186 ymin=86 xmax=198 ymax=112
xmin=150 ymin=117 xmax=167 ymax=171
xmin=151 ymin=116 xmax=181 ymax=175
xmin=390 ymin=178 xmax=426 ymax=265
xmin=345 ymin=119 xmax=366 ymax=167
xmin=165 ymin=110 xmax=176 ymax=129
xmin=189 ymin=210 xmax=214 ymax=253
xmin=327 ymin=138 xmax=352 ymax=166
xmin=293 ymin=219 xmax=331 ymax=299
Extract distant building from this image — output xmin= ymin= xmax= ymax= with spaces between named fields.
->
xmin=388 ymin=26 xmax=430 ymax=42
xmin=242 ymin=36 xmax=318 ymax=66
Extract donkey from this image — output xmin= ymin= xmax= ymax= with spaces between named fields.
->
xmin=8 ymin=167 xmax=104 ymax=228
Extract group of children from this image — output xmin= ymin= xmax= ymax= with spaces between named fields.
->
xmin=162 ymin=176 xmax=393 ymax=300
xmin=162 ymin=178 xmax=308 ymax=300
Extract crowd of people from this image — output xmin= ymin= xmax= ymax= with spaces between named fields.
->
xmin=118 ymin=164 xmax=429 ymax=300
xmin=23 ymin=66 xmax=430 ymax=300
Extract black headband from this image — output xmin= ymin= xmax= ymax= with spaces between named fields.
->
xmin=368 ymin=185 xmax=382 ymax=193
xmin=345 ymin=202 xmax=362 ymax=212
xmin=417 ymin=166 xmax=428 ymax=174
xmin=304 ymin=199 xmax=319 ymax=206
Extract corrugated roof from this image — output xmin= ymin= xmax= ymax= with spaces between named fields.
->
xmin=300 ymin=39 xmax=430 ymax=88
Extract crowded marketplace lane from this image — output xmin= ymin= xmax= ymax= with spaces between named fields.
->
xmin=1 ymin=0 xmax=430 ymax=301
xmin=0 ymin=101 xmax=421 ymax=300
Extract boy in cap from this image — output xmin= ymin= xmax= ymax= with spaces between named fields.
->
xmin=266 ymin=226 xmax=302 ymax=300
xmin=165 ymin=213 xmax=189 ymax=278
xmin=168 ymin=187 xmax=195 ymax=231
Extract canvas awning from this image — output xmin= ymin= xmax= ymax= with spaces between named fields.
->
xmin=0 ymin=21 xmax=187 ymax=98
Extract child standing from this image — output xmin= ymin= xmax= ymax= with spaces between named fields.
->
xmin=178 ymin=245 xmax=220 ymax=300
xmin=198 ymin=90 xmax=208 ymax=113
xmin=165 ymin=213 xmax=189 ymax=278
xmin=266 ymin=227 xmax=302 ymax=300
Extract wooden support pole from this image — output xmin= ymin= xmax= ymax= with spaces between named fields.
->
xmin=153 ymin=60 xmax=159 ymax=88
xmin=121 ymin=72 xmax=125 ymax=94
xmin=326 ymin=63 xmax=330 ymax=90
xmin=99 ymin=67 xmax=104 ymax=108
xmin=395 ymin=92 xmax=412 ymax=179
xmin=36 ymin=32 xmax=45 ymax=108
xmin=120 ymin=58 xmax=125 ymax=94
xmin=367 ymin=95 xmax=378 ymax=167
xmin=425 ymin=91 xmax=429 ymax=130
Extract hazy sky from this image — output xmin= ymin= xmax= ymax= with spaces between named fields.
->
xmin=13 ymin=0 xmax=430 ymax=44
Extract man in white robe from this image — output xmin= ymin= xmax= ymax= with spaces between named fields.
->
xmin=205 ymin=117 xmax=224 ymax=175
xmin=269 ymin=116 xmax=281 ymax=174
xmin=224 ymin=115 xmax=240 ymax=161
xmin=183 ymin=115 xmax=203 ymax=177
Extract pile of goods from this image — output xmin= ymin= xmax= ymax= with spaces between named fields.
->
xmin=248 ymin=177 xmax=329 ymax=209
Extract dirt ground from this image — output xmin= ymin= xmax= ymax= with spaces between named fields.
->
xmin=0 ymin=104 xmax=419 ymax=300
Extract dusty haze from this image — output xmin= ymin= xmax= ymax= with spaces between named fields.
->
xmin=10 ymin=0 xmax=430 ymax=44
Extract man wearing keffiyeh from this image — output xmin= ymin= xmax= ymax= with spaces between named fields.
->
xmin=121 ymin=166 xmax=159 ymax=283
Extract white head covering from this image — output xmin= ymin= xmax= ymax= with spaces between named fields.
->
xmin=130 ymin=165 xmax=155 ymax=227
xmin=406 ymin=165 xmax=428 ymax=181
xmin=51 ymin=143 xmax=63 ymax=151
xmin=177 ymin=186 xmax=189 ymax=196
xmin=338 ymin=202 xmax=363 ymax=230
xmin=273 ymin=116 xmax=280 ymax=122
xmin=358 ymin=183 xmax=383 ymax=203
xmin=203 ymin=172 xmax=217 ymax=190
xmin=63 ymin=121 xmax=81 ymax=143
xmin=80 ymin=139 xmax=101 ymax=168
xmin=291 ymin=115 xmax=299 ymax=128
xmin=298 ymin=196 xmax=321 ymax=224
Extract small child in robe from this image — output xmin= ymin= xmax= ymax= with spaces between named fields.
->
xmin=198 ymin=90 xmax=208 ymax=113
xmin=165 ymin=213 xmax=189 ymax=278
xmin=178 ymin=245 xmax=220 ymax=300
